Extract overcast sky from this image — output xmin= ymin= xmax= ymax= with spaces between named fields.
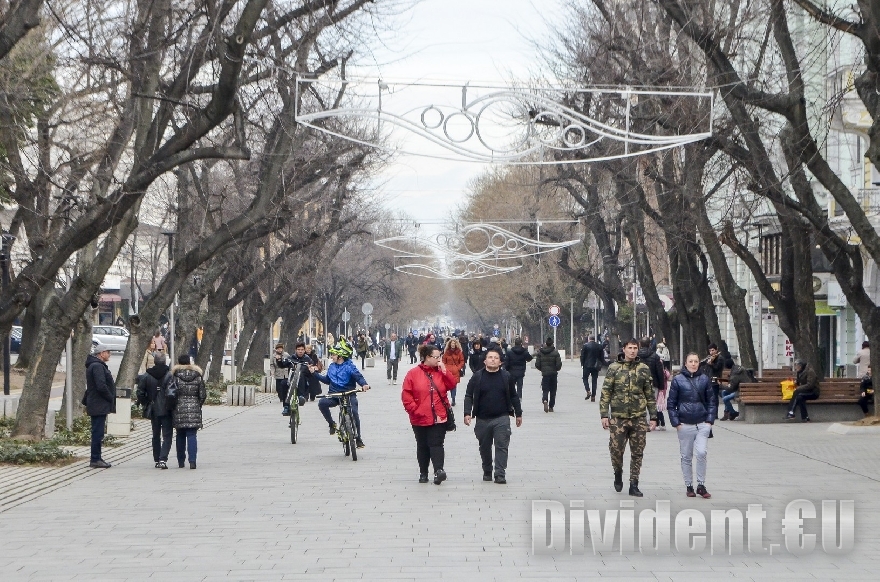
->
xmin=350 ymin=0 xmax=566 ymax=225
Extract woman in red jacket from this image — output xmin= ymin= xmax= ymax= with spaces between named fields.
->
xmin=442 ymin=338 xmax=466 ymax=406
xmin=402 ymin=344 xmax=458 ymax=484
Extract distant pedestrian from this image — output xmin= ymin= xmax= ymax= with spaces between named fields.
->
xmin=859 ymin=366 xmax=874 ymax=417
xmin=580 ymin=335 xmax=604 ymax=402
xmin=668 ymin=352 xmax=717 ymax=499
xmin=83 ymin=343 xmax=116 ymax=469
xmin=504 ymin=337 xmax=533 ymax=401
xmin=269 ymin=343 xmax=293 ymax=414
xmin=172 ymin=354 xmax=207 ymax=469
xmin=468 ymin=339 xmax=486 ymax=374
xmin=152 ymin=330 xmax=166 ymax=352
xmin=599 ymin=338 xmax=657 ymax=497
xmin=406 ymin=332 xmax=418 ymax=364
xmin=402 ymin=344 xmax=457 ymax=484
xmin=442 ymin=338 xmax=466 ymax=406
xmin=385 ymin=333 xmax=405 ymax=385
xmin=463 ymin=347 xmax=523 ymax=484
xmin=854 ymin=341 xmax=870 ymax=378
xmin=656 ymin=340 xmax=671 ymax=371
xmin=136 ymin=352 xmax=173 ymax=469
xmin=356 ymin=333 xmax=369 ymax=369
xmin=534 ymin=337 xmax=562 ymax=413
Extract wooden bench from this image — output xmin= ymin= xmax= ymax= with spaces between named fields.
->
xmin=736 ymin=381 xmax=862 ymax=423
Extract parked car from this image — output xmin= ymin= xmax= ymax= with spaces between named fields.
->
xmin=10 ymin=326 xmax=22 ymax=353
xmin=91 ymin=325 xmax=130 ymax=351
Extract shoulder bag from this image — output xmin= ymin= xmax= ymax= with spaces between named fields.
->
xmin=424 ymin=369 xmax=456 ymax=432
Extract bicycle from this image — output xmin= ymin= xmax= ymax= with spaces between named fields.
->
xmin=285 ymin=363 xmax=307 ymax=444
xmin=325 ymin=389 xmax=363 ymax=461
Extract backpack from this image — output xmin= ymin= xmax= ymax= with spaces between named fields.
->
xmin=165 ymin=374 xmax=179 ymax=410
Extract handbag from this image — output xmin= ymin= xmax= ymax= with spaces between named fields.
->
xmin=459 ymin=367 xmax=465 ymax=378
xmin=424 ymin=369 xmax=456 ymax=432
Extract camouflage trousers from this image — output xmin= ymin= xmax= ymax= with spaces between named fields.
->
xmin=608 ymin=416 xmax=648 ymax=482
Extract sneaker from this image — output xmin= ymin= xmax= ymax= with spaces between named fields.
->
xmin=585 ymin=395 xmax=590 ymax=401
xmin=157 ymin=461 xmax=168 ymax=470
xmin=614 ymin=470 xmax=623 ymax=493
xmin=696 ymin=484 xmax=711 ymax=499
xmin=451 ymin=401 xmax=456 ymax=406
xmin=190 ymin=462 xmax=196 ymax=470
xmin=388 ymin=379 xmax=393 ymax=385
xmin=657 ymin=426 xmax=666 ymax=431
xmin=628 ymin=480 xmax=644 ymax=497
xmin=686 ymin=485 xmax=696 ymax=498
xmin=89 ymin=460 xmax=111 ymax=469
xmin=729 ymin=411 xmax=740 ymax=421
xmin=802 ymin=417 xmax=811 ymax=422
xmin=154 ymin=461 xmax=161 ymax=468
xmin=178 ymin=462 xmax=185 ymax=468
xmin=329 ymin=423 xmax=337 ymax=434
xmin=549 ymin=407 xmax=554 ymax=412
xmin=282 ymin=406 xmax=290 ymax=416
xmin=356 ymin=438 xmax=366 ymax=449
xmin=419 ymin=474 xmax=429 ymax=483
xmin=590 ymin=396 xmax=595 ymax=402
xmin=298 ymin=396 xmax=306 ymax=407
xmin=433 ymin=469 xmax=447 ymax=485
xmin=483 ymin=472 xmax=492 ymax=482
xmin=543 ymin=400 xmax=549 ymax=413
xmin=785 ymin=413 xmax=795 ymax=421
xmin=494 ymin=475 xmax=507 ymax=484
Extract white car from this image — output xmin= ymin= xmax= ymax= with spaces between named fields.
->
xmin=91 ymin=325 xmax=130 ymax=351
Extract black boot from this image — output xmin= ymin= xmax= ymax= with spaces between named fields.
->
xmin=629 ymin=480 xmax=643 ymax=497
xmin=614 ymin=470 xmax=623 ymax=492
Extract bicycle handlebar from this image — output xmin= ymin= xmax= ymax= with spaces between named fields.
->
xmin=324 ymin=388 xmax=366 ymax=398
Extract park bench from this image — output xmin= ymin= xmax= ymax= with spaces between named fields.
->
xmin=736 ymin=381 xmax=862 ymax=423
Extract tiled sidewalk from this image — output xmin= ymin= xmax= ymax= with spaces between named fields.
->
xmin=0 ymin=361 xmax=877 ymax=581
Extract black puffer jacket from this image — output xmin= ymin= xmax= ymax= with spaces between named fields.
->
xmin=468 ymin=348 xmax=487 ymax=374
xmin=171 ymin=364 xmax=206 ymax=429
xmin=504 ymin=346 xmax=533 ymax=377
xmin=83 ymin=354 xmax=116 ymax=416
xmin=136 ymin=363 xmax=171 ymax=418
xmin=637 ymin=347 xmax=666 ymax=390
xmin=534 ymin=346 xmax=562 ymax=376
xmin=667 ymin=369 xmax=717 ymax=426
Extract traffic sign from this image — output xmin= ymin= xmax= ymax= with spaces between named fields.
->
xmin=361 ymin=302 xmax=373 ymax=315
xmin=385 ymin=323 xmax=391 ymax=330
xmin=549 ymin=305 xmax=560 ymax=316
xmin=342 ymin=309 xmax=351 ymax=322
xmin=493 ymin=323 xmax=499 ymax=329
xmin=548 ymin=315 xmax=561 ymax=328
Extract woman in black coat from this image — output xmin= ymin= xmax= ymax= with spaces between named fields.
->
xmin=667 ymin=352 xmax=718 ymax=499
xmin=171 ymin=355 xmax=207 ymax=469
xmin=468 ymin=340 xmax=486 ymax=374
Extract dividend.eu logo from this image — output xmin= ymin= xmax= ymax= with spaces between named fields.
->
xmin=532 ymin=499 xmax=854 ymax=555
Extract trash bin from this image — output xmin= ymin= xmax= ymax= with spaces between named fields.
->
xmin=107 ymin=386 xmax=132 ymax=436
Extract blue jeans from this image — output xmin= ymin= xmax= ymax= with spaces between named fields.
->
xmin=176 ymin=427 xmax=198 ymax=465
xmin=319 ymin=394 xmax=360 ymax=435
xmin=721 ymin=390 xmax=738 ymax=414
xmin=90 ymin=414 xmax=107 ymax=462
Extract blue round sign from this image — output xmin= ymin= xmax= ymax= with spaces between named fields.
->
xmin=548 ymin=315 xmax=561 ymax=328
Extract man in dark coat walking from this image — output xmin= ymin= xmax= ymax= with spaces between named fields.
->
xmin=136 ymin=351 xmax=173 ymax=469
xmin=503 ymin=337 xmax=533 ymax=401
xmin=83 ymin=343 xmax=116 ymax=468
xmin=580 ymin=335 xmax=605 ymax=402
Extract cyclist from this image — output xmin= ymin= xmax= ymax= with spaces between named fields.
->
xmin=285 ymin=342 xmax=314 ymax=413
xmin=312 ymin=338 xmax=370 ymax=448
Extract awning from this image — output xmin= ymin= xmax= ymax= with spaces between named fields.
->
xmin=814 ymin=300 xmax=837 ymax=316
xmin=100 ymin=293 xmax=122 ymax=303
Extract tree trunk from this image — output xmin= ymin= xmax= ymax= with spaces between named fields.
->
xmin=60 ymin=311 xmax=94 ymax=421
xmin=241 ymin=318 xmax=269 ymax=375
xmin=13 ymin=283 xmax=52 ymax=370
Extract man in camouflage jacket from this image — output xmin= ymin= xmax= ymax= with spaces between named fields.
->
xmin=599 ymin=339 xmax=657 ymax=497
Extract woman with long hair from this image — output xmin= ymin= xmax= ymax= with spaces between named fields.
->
xmin=442 ymin=338 xmax=466 ymax=406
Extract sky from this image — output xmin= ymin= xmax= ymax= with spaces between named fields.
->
xmin=348 ymin=0 xmax=567 ymax=225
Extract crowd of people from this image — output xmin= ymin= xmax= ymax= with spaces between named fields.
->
xmin=79 ymin=325 xmax=874 ymax=503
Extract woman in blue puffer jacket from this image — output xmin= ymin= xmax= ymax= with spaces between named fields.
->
xmin=668 ymin=352 xmax=718 ymax=499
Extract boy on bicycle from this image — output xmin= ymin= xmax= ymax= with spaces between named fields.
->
xmin=312 ymin=338 xmax=371 ymax=448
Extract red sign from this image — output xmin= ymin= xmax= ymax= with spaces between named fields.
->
xmin=784 ymin=339 xmax=793 ymax=357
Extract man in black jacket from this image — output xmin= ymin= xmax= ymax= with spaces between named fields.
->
xmin=504 ymin=337 xmax=533 ymax=400
xmin=463 ymin=347 xmax=523 ymax=484
xmin=136 ymin=352 xmax=173 ymax=469
xmin=638 ymin=339 xmax=667 ymax=429
xmin=83 ymin=343 xmax=117 ymax=468
xmin=580 ymin=336 xmax=605 ymax=402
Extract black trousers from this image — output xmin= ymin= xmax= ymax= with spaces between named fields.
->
xmin=275 ymin=378 xmax=289 ymax=403
xmin=788 ymin=387 xmax=819 ymax=419
xmin=151 ymin=414 xmax=173 ymax=462
xmin=541 ymin=374 xmax=558 ymax=408
xmin=412 ymin=424 xmax=446 ymax=474
xmin=583 ymin=367 xmax=599 ymax=397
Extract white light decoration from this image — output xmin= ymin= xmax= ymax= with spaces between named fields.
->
xmin=295 ymin=78 xmax=714 ymax=164
xmin=376 ymin=221 xmax=582 ymax=280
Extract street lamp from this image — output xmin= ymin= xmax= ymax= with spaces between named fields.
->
xmin=1 ymin=232 xmax=15 ymax=396
xmin=749 ymin=220 xmax=770 ymax=377
xmin=161 ymin=231 xmax=176 ymax=359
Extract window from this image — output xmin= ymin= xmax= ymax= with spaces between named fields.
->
xmin=761 ymin=234 xmax=782 ymax=276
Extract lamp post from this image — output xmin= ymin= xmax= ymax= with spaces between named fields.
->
xmin=161 ymin=231 xmax=175 ymax=360
xmin=749 ymin=221 xmax=769 ymax=377
xmin=1 ymin=232 xmax=15 ymax=396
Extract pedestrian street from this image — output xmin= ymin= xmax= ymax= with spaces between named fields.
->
xmin=1 ymin=359 xmax=878 ymax=581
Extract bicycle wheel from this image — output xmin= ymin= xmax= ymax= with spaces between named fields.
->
xmin=339 ymin=414 xmax=351 ymax=456
xmin=289 ymin=406 xmax=299 ymax=444
xmin=344 ymin=411 xmax=358 ymax=462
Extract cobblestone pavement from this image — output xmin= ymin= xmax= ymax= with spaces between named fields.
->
xmin=1 ymin=360 xmax=878 ymax=580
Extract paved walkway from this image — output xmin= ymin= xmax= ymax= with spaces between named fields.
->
xmin=1 ymin=360 xmax=878 ymax=580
